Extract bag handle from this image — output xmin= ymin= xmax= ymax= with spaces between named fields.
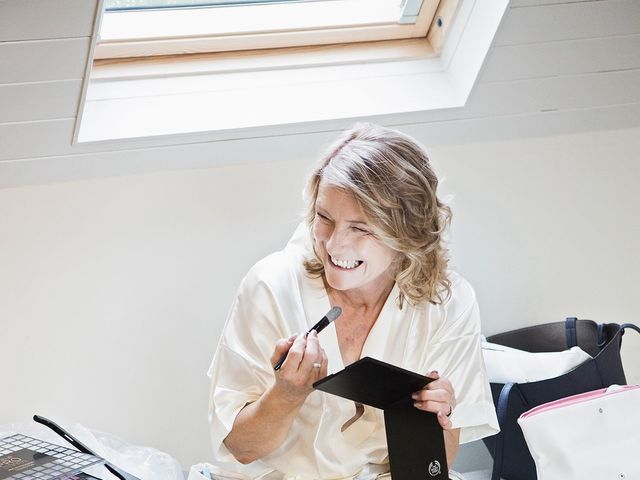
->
xmin=491 ymin=383 xmax=514 ymax=480
xmin=491 ymin=383 xmax=529 ymax=480
xmin=621 ymin=323 xmax=640 ymax=335
xmin=565 ymin=317 xmax=578 ymax=348
xmin=597 ymin=323 xmax=607 ymax=348
xmin=568 ymin=319 xmax=639 ymax=350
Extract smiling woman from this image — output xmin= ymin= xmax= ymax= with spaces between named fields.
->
xmin=304 ymin=125 xmax=452 ymax=308
xmin=312 ymin=184 xmax=399 ymax=300
xmin=206 ymin=122 xmax=499 ymax=479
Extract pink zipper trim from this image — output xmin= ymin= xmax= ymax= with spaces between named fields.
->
xmin=519 ymin=384 xmax=640 ymax=420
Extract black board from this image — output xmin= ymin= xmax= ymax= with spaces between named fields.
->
xmin=313 ymin=357 xmax=449 ymax=480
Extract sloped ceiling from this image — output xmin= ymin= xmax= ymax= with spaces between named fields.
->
xmin=1 ymin=0 xmax=640 ymax=188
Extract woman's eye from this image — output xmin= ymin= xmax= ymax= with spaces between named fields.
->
xmin=352 ymin=226 xmax=370 ymax=234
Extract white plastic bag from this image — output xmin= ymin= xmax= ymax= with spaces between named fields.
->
xmin=481 ymin=339 xmax=591 ymax=383
xmin=75 ymin=424 xmax=184 ymax=480
xmin=518 ymin=384 xmax=640 ymax=480
xmin=187 ymin=463 xmax=249 ymax=480
xmin=0 ymin=422 xmax=184 ymax=480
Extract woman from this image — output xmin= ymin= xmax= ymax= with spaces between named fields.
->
xmin=208 ymin=123 xmax=499 ymax=479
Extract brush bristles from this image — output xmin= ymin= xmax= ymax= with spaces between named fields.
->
xmin=326 ymin=306 xmax=342 ymax=323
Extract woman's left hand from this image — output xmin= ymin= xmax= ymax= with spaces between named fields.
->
xmin=412 ymin=371 xmax=456 ymax=430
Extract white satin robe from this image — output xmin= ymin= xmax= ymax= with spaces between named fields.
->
xmin=207 ymin=225 xmax=499 ymax=479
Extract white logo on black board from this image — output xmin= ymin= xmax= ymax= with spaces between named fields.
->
xmin=428 ymin=460 xmax=441 ymax=477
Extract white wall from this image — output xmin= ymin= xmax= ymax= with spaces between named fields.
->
xmin=1 ymin=126 xmax=639 ymax=470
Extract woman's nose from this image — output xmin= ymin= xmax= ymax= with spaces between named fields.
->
xmin=326 ymin=227 xmax=349 ymax=252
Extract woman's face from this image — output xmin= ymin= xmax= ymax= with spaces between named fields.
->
xmin=312 ymin=180 xmax=398 ymax=297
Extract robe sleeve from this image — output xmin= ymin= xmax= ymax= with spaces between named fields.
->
xmin=207 ymin=260 xmax=292 ymax=464
xmin=425 ymin=279 xmax=500 ymax=444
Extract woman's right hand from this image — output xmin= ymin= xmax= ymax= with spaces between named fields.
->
xmin=224 ymin=331 xmax=328 ymax=463
xmin=270 ymin=330 xmax=328 ymax=405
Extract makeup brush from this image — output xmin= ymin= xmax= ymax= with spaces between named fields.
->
xmin=273 ymin=306 xmax=342 ymax=371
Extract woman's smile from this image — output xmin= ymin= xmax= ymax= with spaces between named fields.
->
xmin=329 ymin=256 xmax=363 ymax=270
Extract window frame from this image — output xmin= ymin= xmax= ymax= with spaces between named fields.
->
xmin=94 ymin=0 xmax=442 ymax=59
xmin=76 ymin=0 xmax=511 ymax=145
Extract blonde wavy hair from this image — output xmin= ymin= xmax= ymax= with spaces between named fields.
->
xmin=303 ymin=122 xmax=452 ymax=306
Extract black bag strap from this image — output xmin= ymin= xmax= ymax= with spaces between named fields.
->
xmin=565 ymin=317 xmax=578 ymax=348
xmin=621 ymin=323 xmax=640 ymax=335
xmin=491 ymin=383 xmax=513 ymax=480
xmin=496 ymin=382 xmax=515 ymax=428
xmin=597 ymin=323 xmax=607 ymax=348
xmin=491 ymin=383 xmax=527 ymax=480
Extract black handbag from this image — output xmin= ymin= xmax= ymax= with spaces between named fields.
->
xmin=481 ymin=318 xmax=640 ymax=480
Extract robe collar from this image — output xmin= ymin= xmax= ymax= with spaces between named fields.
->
xmin=302 ymin=271 xmax=400 ymax=374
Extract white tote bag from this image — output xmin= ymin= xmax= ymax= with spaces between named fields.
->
xmin=517 ymin=384 xmax=640 ymax=480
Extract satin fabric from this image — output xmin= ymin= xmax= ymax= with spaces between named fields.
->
xmin=207 ymin=225 xmax=499 ymax=479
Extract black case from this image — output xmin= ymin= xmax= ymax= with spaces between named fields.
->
xmin=313 ymin=357 xmax=448 ymax=480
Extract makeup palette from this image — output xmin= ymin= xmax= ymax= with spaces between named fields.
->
xmin=0 ymin=434 xmax=102 ymax=480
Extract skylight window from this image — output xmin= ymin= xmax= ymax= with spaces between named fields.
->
xmin=96 ymin=0 xmax=444 ymax=59
xmin=78 ymin=0 xmax=510 ymax=144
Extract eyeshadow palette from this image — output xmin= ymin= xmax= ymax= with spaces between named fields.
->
xmin=0 ymin=434 xmax=103 ymax=480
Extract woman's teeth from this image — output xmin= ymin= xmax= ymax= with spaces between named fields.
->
xmin=330 ymin=256 xmax=362 ymax=269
